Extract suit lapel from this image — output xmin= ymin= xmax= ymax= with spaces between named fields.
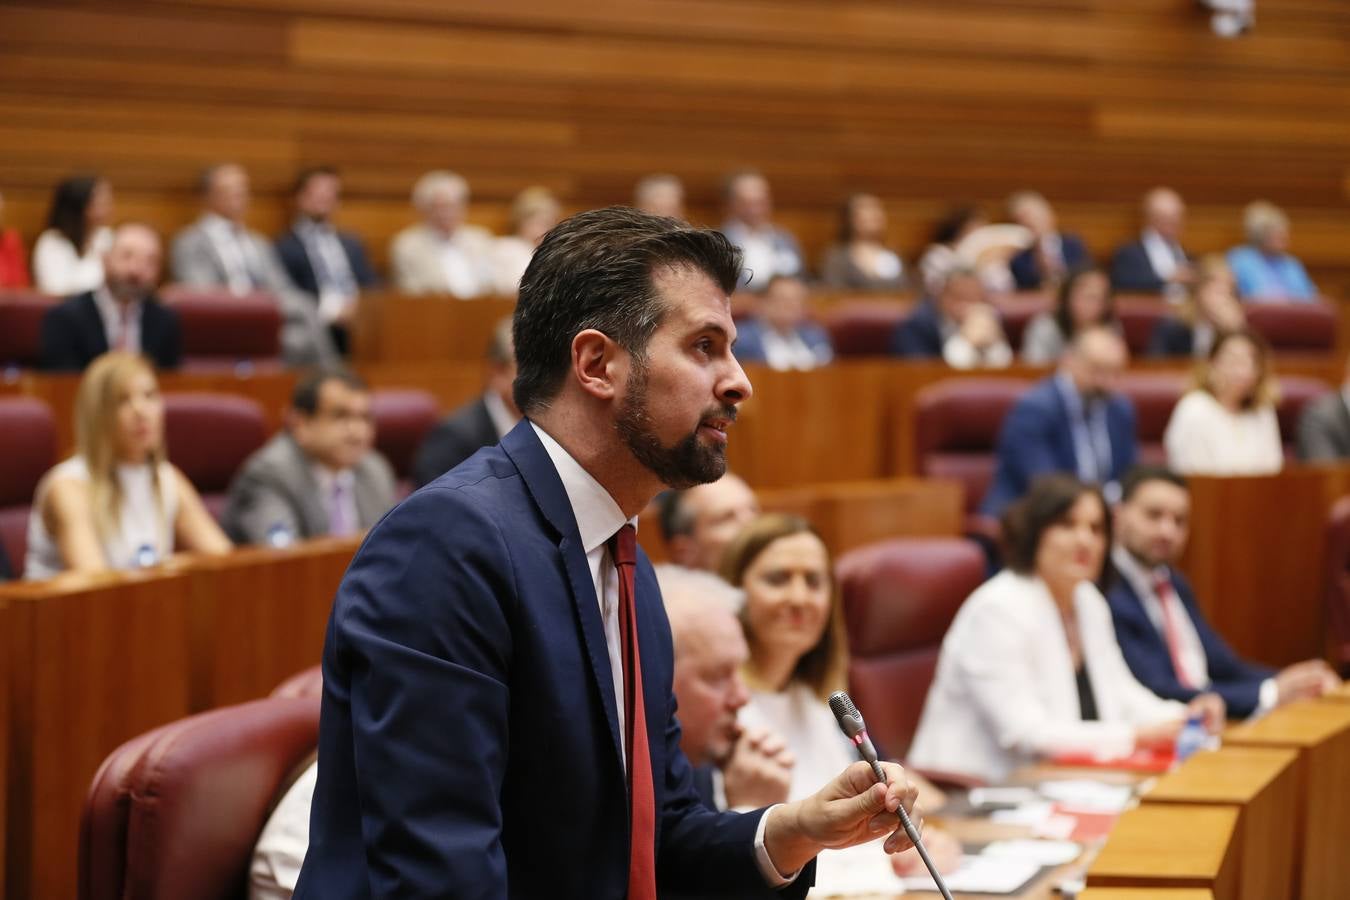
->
xmin=281 ymin=435 xmax=329 ymax=535
xmin=76 ymin=293 xmax=110 ymax=357
xmin=500 ymin=421 xmax=625 ymax=771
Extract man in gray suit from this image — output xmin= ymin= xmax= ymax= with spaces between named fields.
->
xmin=1298 ymin=359 xmax=1350 ymax=461
xmin=223 ymin=368 xmax=396 ymax=544
xmin=172 ymin=163 xmax=338 ymax=366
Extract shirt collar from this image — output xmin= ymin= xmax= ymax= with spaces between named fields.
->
xmin=202 ymin=212 xmax=243 ymax=237
xmin=529 ymin=421 xmax=633 ymax=555
xmin=1111 ymin=544 xmax=1167 ymax=596
xmin=310 ymin=463 xmax=355 ymax=494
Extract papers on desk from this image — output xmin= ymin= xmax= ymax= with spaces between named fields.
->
xmin=1037 ymin=779 xmax=1134 ymax=813
xmin=900 ymin=854 xmax=1042 ymax=894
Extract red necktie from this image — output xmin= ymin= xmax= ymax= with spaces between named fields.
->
xmin=609 ymin=524 xmax=657 ymax=900
xmin=1154 ymin=572 xmax=1194 ymax=690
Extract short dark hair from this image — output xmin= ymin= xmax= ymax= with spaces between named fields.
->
xmin=511 ymin=206 xmax=742 ymax=415
xmin=291 ymin=367 xmax=367 ymax=414
xmin=1120 ymin=465 xmax=1188 ymax=502
xmin=292 ymin=165 xmax=340 ymax=197
xmin=657 ymin=489 xmax=694 ymax=542
xmin=45 ymin=175 xmax=103 ymax=251
xmin=1001 ymin=474 xmax=1111 ymax=578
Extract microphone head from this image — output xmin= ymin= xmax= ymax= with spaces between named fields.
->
xmin=828 ymin=690 xmax=866 ymax=739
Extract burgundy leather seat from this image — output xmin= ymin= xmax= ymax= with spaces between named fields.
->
xmin=1325 ymin=497 xmax=1350 ymax=676
xmin=992 ymin=292 xmax=1050 ymax=353
xmin=0 ymin=290 xmax=56 ymax=368
xmin=160 ymin=286 xmax=283 ymax=371
xmin=270 ymin=664 xmax=323 ymax=700
xmin=0 ymin=396 xmax=58 ymax=573
xmin=1116 ymin=372 xmax=1186 ymax=466
xmin=913 ymin=378 xmax=1029 ymax=515
xmin=837 ymin=537 xmax=987 ymax=761
xmin=371 ymin=388 xmax=440 ymax=482
xmin=79 ymin=696 xmax=320 ymax=900
xmin=163 ymin=393 xmax=269 ymax=520
xmin=1114 ymin=297 xmax=1170 ymax=356
xmin=1247 ymin=302 xmax=1336 ymax=353
xmin=820 ymin=300 xmax=910 ymax=357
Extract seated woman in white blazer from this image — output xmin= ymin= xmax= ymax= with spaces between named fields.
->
xmin=908 ymin=475 xmax=1224 ymax=783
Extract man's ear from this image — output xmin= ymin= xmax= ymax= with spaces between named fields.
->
xmin=572 ymin=328 xmax=620 ymax=401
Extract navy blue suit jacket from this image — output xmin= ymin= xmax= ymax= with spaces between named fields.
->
xmin=275 ymin=227 xmax=378 ymax=298
xmin=1009 ymin=233 xmax=1090 ymax=290
xmin=1145 ymin=317 xmax=1195 ymax=358
xmin=733 ymin=318 xmax=833 ymax=367
xmin=1110 ymin=240 xmax=1189 ymax=294
xmin=980 ymin=376 xmax=1138 ymax=517
xmin=293 ymin=421 xmax=812 ymax=899
xmin=38 ymin=291 xmax=181 ymax=372
xmin=890 ymin=300 xmax=945 ymax=358
xmin=1105 ymin=566 xmax=1273 ymax=718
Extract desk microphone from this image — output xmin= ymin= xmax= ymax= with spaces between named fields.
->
xmin=828 ymin=691 xmax=955 ymax=900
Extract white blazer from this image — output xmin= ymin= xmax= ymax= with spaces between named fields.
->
xmin=907 ymin=570 xmax=1184 ymax=783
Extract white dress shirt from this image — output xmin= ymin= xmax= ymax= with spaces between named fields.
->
xmin=1141 ymin=228 xmax=1184 ymax=283
xmin=202 ymin=213 xmax=264 ymax=295
xmin=1163 ymin=390 xmax=1284 ymax=476
xmin=762 ymin=328 xmax=823 ymax=372
xmin=310 ymin=465 xmax=358 ymax=536
xmin=92 ymin=287 xmax=142 ymax=354
xmin=1111 ymin=546 xmax=1277 ymax=715
xmin=32 ymin=226 xmax=112 ymax=296
xmin=295 ymin=217 xmax=358 ymax=321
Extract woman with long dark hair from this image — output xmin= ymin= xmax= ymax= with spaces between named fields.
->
xmin=32 ymin=174 xmax=114 ymax=295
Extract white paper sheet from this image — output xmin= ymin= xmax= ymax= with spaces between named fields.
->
xmin=901 ymin=855 xmax=1042 ymax=894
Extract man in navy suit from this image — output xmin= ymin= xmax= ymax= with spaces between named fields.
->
xmin=1107 ymin=466 xmax=1339 ymax=718
xmin=982 ymin=326 xmax=1137 ymax=517
xmin=1110 ymin=187 xmax=1194 ymax=294
xmin=294 ymin=207 xmax=919 ymax=899
xmin=39 ymin=223 xmax=181 ymax=371
xmin=732 ymin=276 xmax=833 ymax=371
xmin=1006 ymin=191 xmax=1090 ymax=291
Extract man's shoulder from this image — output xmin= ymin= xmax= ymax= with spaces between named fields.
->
xmin=238 ymin=434 xmax=305 ymax=481
xmin=45 ymin=292 xmax=94 ymax=320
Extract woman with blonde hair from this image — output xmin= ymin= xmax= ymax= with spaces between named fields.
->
xmin=25 ymin=351 xmax=230 ymax=578
xmin=492 ymin=186 xmax=562 ymax=295
xmin=1146 ymin=256 xmax=1247 ymax=359
xmin=1163 ymin=329 xmax=1283 ymax=475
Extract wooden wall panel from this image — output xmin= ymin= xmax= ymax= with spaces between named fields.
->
xmin=1 ymin=1 xmax=1348 ymax=285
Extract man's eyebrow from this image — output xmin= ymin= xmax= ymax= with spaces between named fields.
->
xmin=692 ymin=321 xmax=734 ymax=346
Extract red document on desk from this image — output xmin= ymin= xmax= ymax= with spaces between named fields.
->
xmin=1047 ymin=746 xmax=1175 ymax=773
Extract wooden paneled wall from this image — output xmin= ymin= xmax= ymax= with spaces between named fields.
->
xmin=1 ymin=0 xmax=1350 ymax=285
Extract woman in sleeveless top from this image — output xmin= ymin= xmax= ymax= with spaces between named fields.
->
xmin=25 ymin=351 xmax=230 ymax=578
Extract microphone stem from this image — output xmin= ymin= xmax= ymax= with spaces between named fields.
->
xmin=872 ymin=763 xmax=956 ymax=900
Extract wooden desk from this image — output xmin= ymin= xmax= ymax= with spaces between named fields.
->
xmin=759 ymin=477 xmax=963 ymax=553
xmin=1079 ymin=891 xmax=1215 ymax=900
xmin=1320 ymin=681 xmax=1350 ymax=703
xmin=1142 ymin=747 xmax=1299 ymax=900
xmin=1086 ymin=804 xmax=1239 ymax=898
xmin=1224 ymin=701 xmax=1350 ymax=900
xmin=352 ymin=293 xmax=515 ymax=364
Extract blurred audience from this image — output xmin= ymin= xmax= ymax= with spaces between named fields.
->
xmin=658 ymin=472 xmax=761 ymax=572
xmin=917 ymin=205 xmax=985 ymax=296
xmin=819 ymin=193 xmax=907 ymax=291
xmin=1146 ymin=258 xmax=1246 ymax=359
xmin=173 ymin=163 xmax=337 ymax=366
xmin=24 ymin=352 xmax=229 ymax=578
xmin=491 ymin=186 xmax=561 ymax=295
xmin=723 ymin=514 xmax=962 ymax=883
xmin=412 ymin=318 xmax=519 ymax=487
xmin=910 ymin=476 xmax=1222 ymax=783
xmin=1226 ymin=200 xmax=1317 ymax=302
xmin=222 ymin=369 xmax=395 ymax=545
xmin=1111 ymin=187 xmax=1193 ymax=295
xmin=390 ymin=170 xmax=496 ymax=297
xmin=32 ymin=174 xmax=114 ymax=296
xmin=275 ymin=166 xmax=378 ymax=356
xmin=892 ymin=266 xmax=1012 ymax=369
xmin=1020 ymin=266 xmax=1117 ymax=365
xmin=1108 ymin=466 xmax=1339 ymax=718
xmin=39 ymin=223 xmax=181 ymax=372
xmin=1164 ymin=330 xmax=1282 ymax=475
xmin=1007 ymin=191 xmax=1090 ymax=291
xmin=719 ymin=170 xmax=804 ymax=290
xmin=633 ymin=173 xmax=686 ymax=220
xmin=0 ymin=187 xmax=31 ymax=288
xmin=983 ymin=326 xmax=1136 ymax=516
xmin=732 ymin=275 xmax=833 ymax=371
xmin=1297 ymin=355 xmax=1350 ymax=461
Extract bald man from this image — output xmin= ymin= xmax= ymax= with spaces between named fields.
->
xmin=1111 ymin=187 xmax=1194 ymax=294
xmin=659 ymin=472 xmax=762 ymax=572
xmin=39 ymin=222 xmax=182 ymax=371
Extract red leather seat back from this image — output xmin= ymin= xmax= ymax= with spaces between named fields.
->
xmin=1247 ymin=302 xmax=1335 ymax=352
xmin=837 ymin=538 xmax=987 ymax=759
xmin=914 ymin=378 xmax=1029 ymax=513
xmin=1116 ymin=372 xmax=1186 ymax=466
xmin=1115 ymin=297 xmax=1170 ymax=356
xmin=79 ymin=696 xmax=320 ymax=900
xmin=160 ymin=287 xmax=282 ymax=367
xmin=0 ymin=396 xmax=57 ymax=572
xmin=270 ymin=664 xmax=323 ymax=699
xmin=0 ymin=290 xmax=55 ymax=367
xmin=993 ymin=292 xmax=1050 ymax=352
xmin=163 ymin=393 xmax=268 ymax=500
xmin=371 ymin=389 xmax=440 ymax=481
xmin=821 ymin=300 xmax=910 ymax=357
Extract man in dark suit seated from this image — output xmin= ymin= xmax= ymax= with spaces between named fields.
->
xmin=292 ymin=207 xmax=920 ymax=899
xmin=732 ymin=276 xmax=833 ymax=371
xmin=38 ymin=222 xmax=181 ymax=371
xmin=982 ymin=326 xmax=1136 ymax=517
xmin=1110 ymin=187 xmax=1194 ymax=294
xmin=659 ymin=471 xmax=761 ymax=573
xmin=411 ymin=317 xmax=520 ymax=487
xmin=1006 ymin=191 xmax=1090 ymax=290
xmin=274 ymin=166 xmax=377 ymax=356
xmin=1107 ymin=466 xmax=1339 ymax=717
xmin=1298 ymin=356 xmax=1350 ymax=460
xmin=891 ymin=267 xmax=1012 ymax=368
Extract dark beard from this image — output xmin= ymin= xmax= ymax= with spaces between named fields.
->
xmin=615 ymin=358 xmax=731 ymax=489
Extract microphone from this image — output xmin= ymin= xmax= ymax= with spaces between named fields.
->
xmin=829 ymin=691 xmax=955 ymax=900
